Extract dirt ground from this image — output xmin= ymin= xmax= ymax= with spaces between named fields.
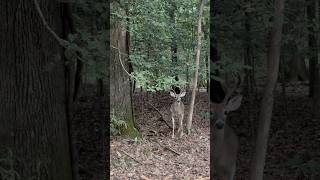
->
xmin=110 ymin=82 xmax=320 ymax=180
xmin=233 ymin=82 xmax=320 ymax=179
xmin=110 ymin=91 xmax=210 ymax=179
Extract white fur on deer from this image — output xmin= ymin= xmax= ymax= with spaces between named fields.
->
xmin=170 ymin=91 xmax=186 ymax=138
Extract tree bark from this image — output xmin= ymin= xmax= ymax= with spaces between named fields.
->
xmin=0 ymin=1 xmax=73 ymax=179
xmin=244 ymin=11 xmax=255 ymax=95
xmin=168 ymin=1 xmax=180 ymax=93
xmin=307 ymin=0 xmax=318 ymax=97
xmin=313 ymin=0 xmax=320 ymax=118
xmin=110 ymin=21 xmax=139 ymax=137
xmin=249 ymin=0 xmax=285 ymax=179
xmin=186 ymin=0 xmax=204 ymax=134
xmin=210 ymin=0 xmax=222 ymax=177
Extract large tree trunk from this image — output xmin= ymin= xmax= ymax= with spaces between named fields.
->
xmin=313 ymin=1 xmax=320 ymax=119
xmin=249 ymin=0 xmax=285 ymax=179
xmin=110 ymin=22 xmax=138 ymax=137
xmin=186 ymin=0 xmax=204 ymax=135
xmin=210 ymin=0 xmax=222 ymax=177
xmin=307 ymin=0 xmax=318 ymax=98
xmin=0 ymin=1 xmax=73 ymax=179
xmin=308 ymin=0 xmax=320 ymax=118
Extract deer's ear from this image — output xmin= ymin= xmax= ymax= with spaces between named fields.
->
xmin=170 ymin=91 xmax=176 ymax=97
xmin=180 ymin=92 xmax=186 ymax=97
xmin=225 ymin=95 xmax=242 ymax=112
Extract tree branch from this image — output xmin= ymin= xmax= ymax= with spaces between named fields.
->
xmin=33 ymin=0 xmax=69 ymax=47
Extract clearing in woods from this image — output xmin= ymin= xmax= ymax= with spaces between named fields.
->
xmin=110 ymin=90 xmax=210 ymax=179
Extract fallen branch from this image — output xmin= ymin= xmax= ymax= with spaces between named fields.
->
xmin=155 ymin=141 xmax=181 ymax=156
xmin=146 ymin=101 xmax=172 ymax=129
xmin=119 ymin=150 xmax=143 ymax=165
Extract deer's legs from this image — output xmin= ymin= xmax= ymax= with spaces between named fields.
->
xmin=172 ymin=116 xmax=175 ymax=138
xmin=177 ymin=115 xmax=184 ymax=137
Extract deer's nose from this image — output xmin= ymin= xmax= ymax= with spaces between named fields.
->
xmin=214 ymin=120 xmax=224 ymax=129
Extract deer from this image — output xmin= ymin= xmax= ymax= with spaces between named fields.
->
xmin=211 ymin=76 xmax=243 ymax=180
xmin=169 ymin=90 xmax=186 ymax=138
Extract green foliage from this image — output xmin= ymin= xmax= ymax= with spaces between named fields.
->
xmin=211 ymin=0 xmax=274 ymax=78
xmin=61 ymin=0 xmax=109 ymax=82
xmin=112 ymin=0 xmax=210 ymax=91
xmin=212 ymin=0 xmax=317 ymax=81
xmin=110 ymin=109 xmax=128 ymax=136
xmin=210 ymin=60 xmax=251 ymax=81
xmin=198 ymin=111 xmax=210 ymax=119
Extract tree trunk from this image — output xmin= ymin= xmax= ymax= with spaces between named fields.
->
xmin=110 ymin=22 xmax=139 ymax=137
xmin=61 ymin=3 xmax=80 ymax=180
xmin=168 ymin=2 xmax=180 ymax=93
xmin=244 ymin=11 xmax=255 ymax=95
xmin=307 ymin=0 xmax=318 ymax=97
xmin=186 ymin=0 xmax=204 ymax=134
xmin=313 ymin=0 xmax=320 ymax=118
xmin=249 ymin=0 xmax=285 ymax=179
xmin=210 ymin=0 xmax=221 ymax=177
xmin=0 ymin=1 xmax=73 ymax=179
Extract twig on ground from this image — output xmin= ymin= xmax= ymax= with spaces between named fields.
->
xmin=146 ymin=101 xmax=172 ymax=129
xmin=154 ymin=141 xmax=181 ymax=156
xmin=119 ymin=150 xmax=143 ymax=165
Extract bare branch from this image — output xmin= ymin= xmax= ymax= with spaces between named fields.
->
xmin=33 ymin=0 xmax=69 ymax=47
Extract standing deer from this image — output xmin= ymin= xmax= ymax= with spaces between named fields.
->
xmin=170 ymin=90 xmax=186 ymax=138
xmin=212 ymin=78 xmax=242 ymax=180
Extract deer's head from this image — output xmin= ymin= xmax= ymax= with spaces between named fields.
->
xmin=170 ymin=91 xmax=186 ymax=103
xmin=211 ymin=74 xmax=243 ymax=129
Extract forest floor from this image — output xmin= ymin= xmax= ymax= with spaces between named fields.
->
xmin=110 ymin=90 xmax=210 ymax=179
xmin=234 ymin=82 xmax=320 ymax=180
xmin=110 ymin=82 xmax=320 ymax=179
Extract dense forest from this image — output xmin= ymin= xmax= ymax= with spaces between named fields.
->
xmin=110 ymin=0 xmax=211 ymax=178
xmin=0 ymin=0 xmax=319 ymax=179
xmin=0 ymin=1 xmax=107 ymax=180
xmin=211 ymin=0 xmax=320 ymax=179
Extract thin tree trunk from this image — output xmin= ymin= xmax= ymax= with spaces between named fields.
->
xmin=169 ymin=2 xmax=180 ymax=93
xmin=61 ymin=3 xmax=80 ymax=180
xmin=249 ymin=0 xmax=285 ymax=179
xmin=186 ymin=0 xmax=204 ymax=134
xmin=244 ymin=10 xmax=254 ymax=95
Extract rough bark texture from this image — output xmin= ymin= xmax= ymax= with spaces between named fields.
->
xmin=313 ymin=1 xmax=320 ymax=119
xmin=110 ymin=22 xmax=138 ymax=137
xmin=249 ymin=0 xmax=285 ymax=179
xmin=244 ymin=11 xmax=255 ymax=95
xmin=210 ymin=0 xmax=221 ymax=177
xmin=307 ymin=0 xmax=318 ymax=98
xmin=312 ymin=0 xmax=320 ymax=118
xmin=288 ymin=57 xmax=309 ymax=81
xmin=0 ymin=1 xmax=73 ymax=179
xmin=186 ymin=0 xmax=204 ymax=134
xmin=169 ymin=2 xmax=179 ymax=91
